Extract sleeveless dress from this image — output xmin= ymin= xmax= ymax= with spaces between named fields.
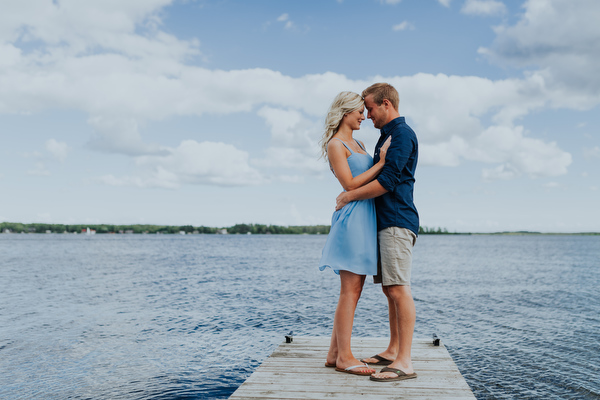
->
xmin=319 ymin=139 xmax=378 ymax=276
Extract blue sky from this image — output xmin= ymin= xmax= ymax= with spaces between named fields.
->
xmin=1 ymin=0 xmax=599 ymax=232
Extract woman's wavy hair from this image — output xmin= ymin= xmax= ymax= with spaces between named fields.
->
xmin=319 ymin=91 xmax=364 ymax=161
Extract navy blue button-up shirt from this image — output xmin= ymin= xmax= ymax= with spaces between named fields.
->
xmin=373 ymin=117 xmax=419 ymax=235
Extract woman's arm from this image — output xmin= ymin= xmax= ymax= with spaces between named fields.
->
xmin=327 ymin=137 xmax=390 ymax=191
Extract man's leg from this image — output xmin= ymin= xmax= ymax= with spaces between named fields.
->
xmin=361 ymin=286 xmax=399 ymax=363
xmin=377 ymin=284 xmax=415 ymax=376
xmin=368 ymin=227 xmax=416 ymax=377
xmin=385 ymin=287 xmax=400 ymax=353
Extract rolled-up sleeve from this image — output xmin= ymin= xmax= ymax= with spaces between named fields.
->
xmin=376 ymin=133 xmax=413 ymax=192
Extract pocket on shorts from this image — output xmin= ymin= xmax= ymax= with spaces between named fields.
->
xmin=390 ymin=227 xmax=416 ymax=247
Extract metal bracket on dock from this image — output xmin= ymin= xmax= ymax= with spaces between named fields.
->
xmin=285 ymin=331 xmax=294 ymax=343
xmin=432 ymin=333 xmax=440 ymax=346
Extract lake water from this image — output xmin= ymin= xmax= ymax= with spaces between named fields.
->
xmin=1 ymin=234 xmax=599 ymax=399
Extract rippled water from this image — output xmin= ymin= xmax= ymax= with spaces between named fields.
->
xmin=1 ymin=234 xmax=599 ymax=399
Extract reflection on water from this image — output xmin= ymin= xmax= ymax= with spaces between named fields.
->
xmin=1 ymin=234 xmax=599 ymax=399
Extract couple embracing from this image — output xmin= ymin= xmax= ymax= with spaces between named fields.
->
xmin=319 ymin=83 xmax=419 ymax=382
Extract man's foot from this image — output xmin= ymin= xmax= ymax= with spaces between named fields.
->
xmin=371 ymin=361 xmax=414 ymax=380
xmin=370 ymin=366 xmax=417 ymax=382
xmin=360 ymin=354 xmax=394 ymax=366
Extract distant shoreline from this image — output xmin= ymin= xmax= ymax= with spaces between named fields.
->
xmin=1 ymin=222 xmax=598 ymax=236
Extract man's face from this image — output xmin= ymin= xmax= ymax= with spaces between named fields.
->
xmin=364 ymin=94 xmax=388 ymax=129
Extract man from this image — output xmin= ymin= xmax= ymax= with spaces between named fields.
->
xmin=335 ymin=82 xmax=419 ymax=382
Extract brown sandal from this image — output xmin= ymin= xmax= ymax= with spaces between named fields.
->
xmin=370 ymin=367 xmax=417 ymax=382
xmin=360 ymin=354 xmax=393 ymax=365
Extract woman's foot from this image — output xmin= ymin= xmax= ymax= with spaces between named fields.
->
xmin=335 ymin=357 xmax=375 ymax=374
xmin=325 ymin=350 xmax=337 ymax=368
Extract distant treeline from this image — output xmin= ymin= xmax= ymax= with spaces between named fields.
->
xmin=0 ymin=222 xmax=331 ymax=235
xmin=418 ymin=226 xmax=450 ymax=234
xmin=1 ymin=222 xmax=457 ymax=235
xmin=3 ymin=222 xmax=597 ymax=235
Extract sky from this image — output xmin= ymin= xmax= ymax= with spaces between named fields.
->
xmin=1 ymin=0 xmax=599 ymax=233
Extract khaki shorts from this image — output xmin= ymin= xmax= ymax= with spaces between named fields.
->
xmin=374 ymin=227 xmax=417 ymax=286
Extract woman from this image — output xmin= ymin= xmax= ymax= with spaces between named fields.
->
xmin=318 ymin=91 xmax=390 ymax=376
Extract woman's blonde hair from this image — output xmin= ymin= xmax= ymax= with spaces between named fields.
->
xmin=319 ymin=91 xmax=364 ymax=161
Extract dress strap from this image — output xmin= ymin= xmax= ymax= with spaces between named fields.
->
xmin=355 ymin=139 xmax=367 ymax=152
xmin=329 ymin=137 xmax=354 ymax=154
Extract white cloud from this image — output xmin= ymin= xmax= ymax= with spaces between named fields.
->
xmin=420 ymin=124 xmax=572 ymax=179
xmin=479 ymin=0 xmax=600 ymax=104
xmin=481 ymin=164 xmax=519 ymax=181
xmin=388 ymin=72 xmax=554 ymax=141
xmin=1 ymin=0 xmax=593 ymax=187
xmin=257 ymin=106 xmax=317 ymax=149
xmin=256 ymin=147 xmax=324 ymax=176
xmin=99 ymin=140 xmax=264 ymax=188
xmin=87 ymin=116 xmax=167 ymax=156
xmin=0 ymin=0 xmax=193 ymax=60
xmin=45 ymin=139 xmax=69 ymax=162
xmin=381 ymin=0 xmax=402 ymax=4
xmin=461 ymin=0 xmax=507 ymax=16
xmin=276 ymin=13 xmax=294 ymax=29
xmin=472 ymin=125 xmax=572 ymax=179
xmin=254 ymin=106 xmax=325 ymax=174
xmin=392 ymin=21 xmax=415 ymax=31
xmin=438 ymin=0 xmax=452 ymax=7
xmin=420 ymin=136 xmax=469 ymax=167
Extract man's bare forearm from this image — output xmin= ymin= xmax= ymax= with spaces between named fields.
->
xmin=347 ymin=179 xmax=387 ymax=201
xmin=336 ymin=179 xmax=388 ymax=210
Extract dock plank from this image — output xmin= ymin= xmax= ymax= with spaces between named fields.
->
xmin=229 ymin=336 xmax=475 ymax=400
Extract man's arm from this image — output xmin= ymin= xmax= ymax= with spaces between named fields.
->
xmin=335 ymin=179 xmax=388 ymax=210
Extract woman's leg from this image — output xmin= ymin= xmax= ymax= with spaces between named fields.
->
xmin=326 ymin=271 xmax=373 ymax=372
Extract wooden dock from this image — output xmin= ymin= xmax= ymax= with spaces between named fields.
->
xmin=229 ymin=336 xmax=476 ymax=399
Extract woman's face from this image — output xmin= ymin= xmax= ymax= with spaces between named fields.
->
xmin=342 ymin=106 xmax=365 ymax=131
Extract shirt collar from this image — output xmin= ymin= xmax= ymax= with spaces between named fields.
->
xmin=380 ymin=116 xmax=405 ymax=136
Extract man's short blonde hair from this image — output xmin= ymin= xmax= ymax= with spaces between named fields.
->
xmin=362 ymin=83 xmax=399 ymax=111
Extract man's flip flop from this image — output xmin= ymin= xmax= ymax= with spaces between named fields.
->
xmin=360 ymin=354 xmax=393 ymax=366
xmin=370 ymin=367 xmax=417 ymax=382
xmin=335 ymin=363 xmax=373 ymax=376
xmin=324 ymin=362 xmax=336 ymax=368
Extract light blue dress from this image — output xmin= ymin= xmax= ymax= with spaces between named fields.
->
xmin=319 ymin=139 xmax=378 ymax=276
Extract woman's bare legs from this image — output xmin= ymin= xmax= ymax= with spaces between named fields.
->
xmin=326 ymin=271 xmax=374 ymax=373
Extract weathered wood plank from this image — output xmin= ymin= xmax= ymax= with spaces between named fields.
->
xmin=229 ymin=336 xmax=476 ymax=400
